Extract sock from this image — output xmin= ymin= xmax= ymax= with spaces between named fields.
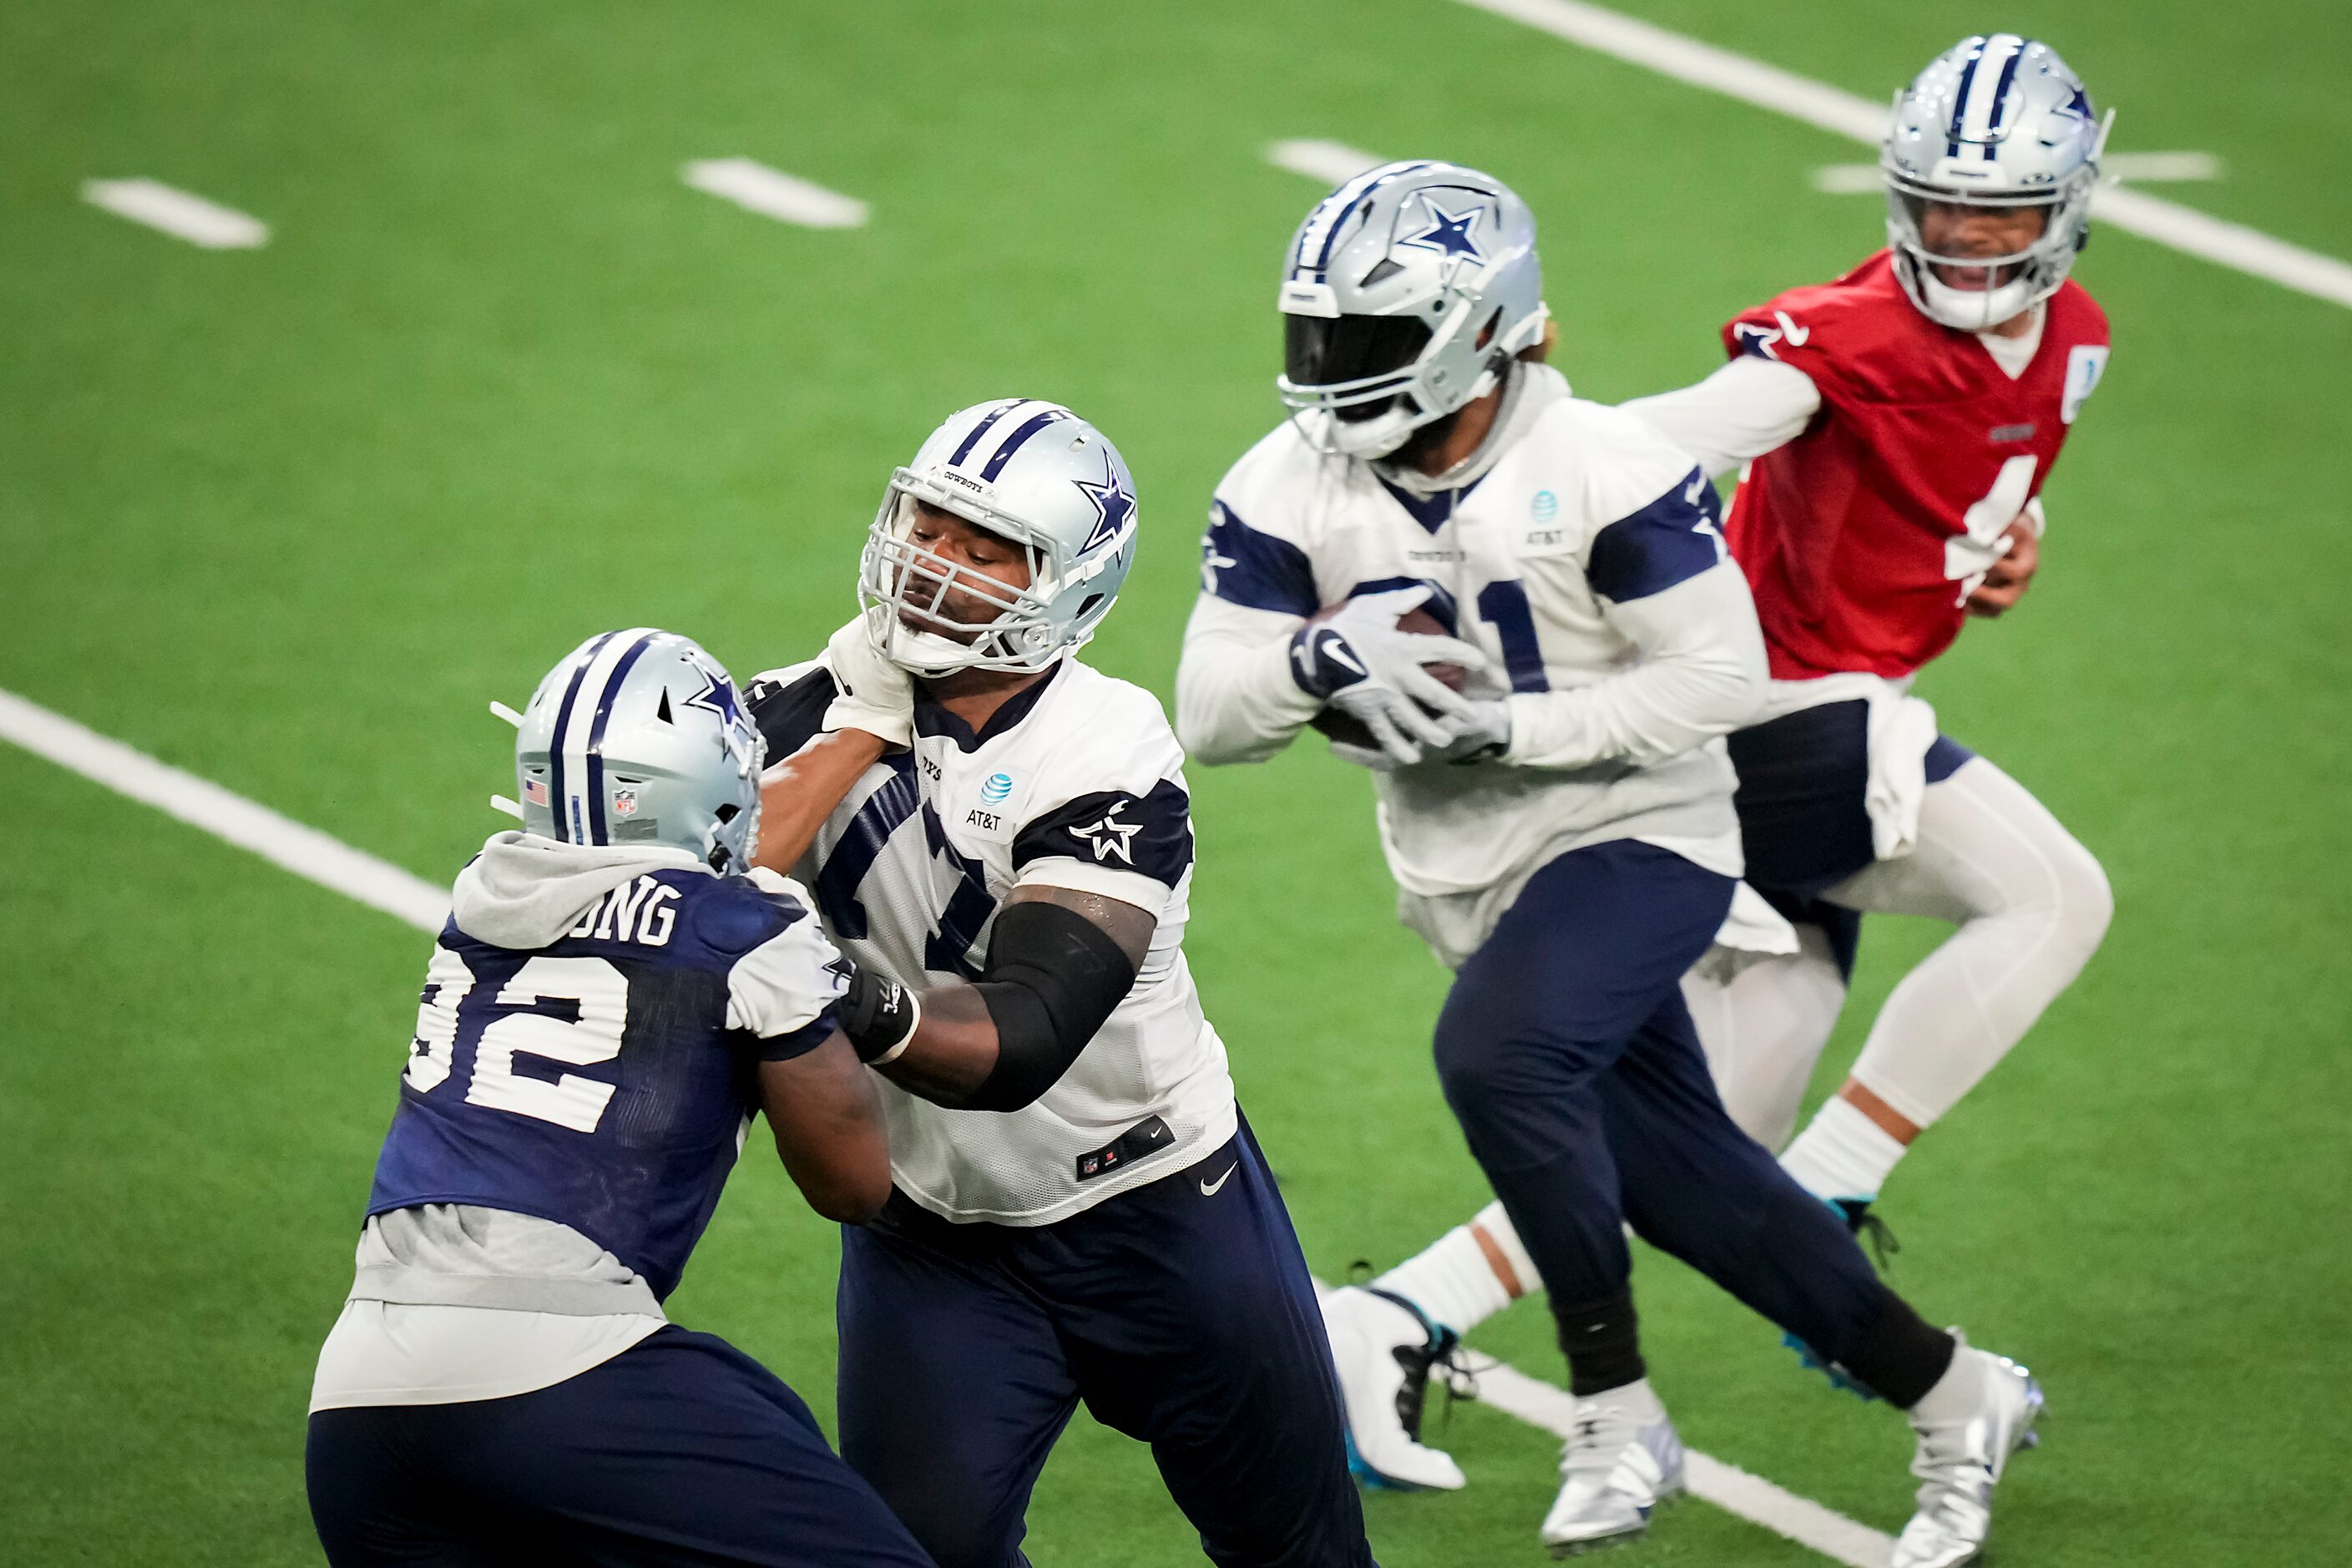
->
xmin=1779 ymin=1095 xmax=1907 ymax=1203
xmin=1840 ymin=1290 xmax=1955 ymax=1409
xmin=1554 ymin=1290 xmax=1646 ymax=1397
xmin=1374 ymin=1201 xmax=1536 ymax=1335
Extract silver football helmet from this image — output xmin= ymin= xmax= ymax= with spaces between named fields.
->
xmin=1276 ymin=160 xmax=1548 ymax=459
xmin=513 ymin=629 xmax=764 ymax=874
xmin=858 ymin=398 xmax=1139 ymax=675
xmin=1882 ymin=34 xmax=2111 ymax=331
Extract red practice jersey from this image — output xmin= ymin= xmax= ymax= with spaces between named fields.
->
xmin=1721 ymin=250 xmax=2109 ymax=680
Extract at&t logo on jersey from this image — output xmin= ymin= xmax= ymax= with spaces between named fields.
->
xmin=981 ymin=771 xmax=1014 ymax=803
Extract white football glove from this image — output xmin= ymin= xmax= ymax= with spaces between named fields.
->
xmin=1330 ymin=698 xmax=1512 ymax=772
xmin=1292 ymin=586 xmax=1490 ymax=766
xmin=822 ymin=609 xmax=915 ymax=748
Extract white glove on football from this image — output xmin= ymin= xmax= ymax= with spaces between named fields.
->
xmin=1330 ymin=698 xmax=1512 ymax=772
xmin=822 ymin=610 xmax=916 ymax=748
xmin=1292 ymin=587 xmax=1489 ymax=766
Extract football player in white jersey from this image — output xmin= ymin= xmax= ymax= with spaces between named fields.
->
xmin=1176 ymin=162 xmax=2041 ymax=1565
xmin=742 ymin=400 xmax=1376 ymax=1568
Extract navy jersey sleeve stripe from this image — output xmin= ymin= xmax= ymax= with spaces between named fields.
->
xmin=1586 ymin=468 xmax=1728 ymax=604
xmin=1201 ymin=501 xmax=1318 ymax=617
xmin=747 ymin=1004 xmax=840 ymax=1064
xmin=1011 ymin=779 xmax=1194 ymax=889
xmin=746 ymin=667 xmax=838 ymax=766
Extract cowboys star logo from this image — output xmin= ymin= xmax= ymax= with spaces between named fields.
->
xmin=1070 ymin=799 xmax=1143 ymax=865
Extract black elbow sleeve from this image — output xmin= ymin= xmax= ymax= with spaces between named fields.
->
xmin=965 ymin=900 xmax=1140 ymax=1112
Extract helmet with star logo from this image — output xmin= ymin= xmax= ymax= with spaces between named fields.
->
xmin=859 ymin=398 xmax=1141 ymax=675
xmin=1276 ymin=161 xmax=1548 ymax=460
xmin=1882 ymin=35 xmax=2110 ymax=331
xmin=511 ymin=629 xmax=765 ymax=875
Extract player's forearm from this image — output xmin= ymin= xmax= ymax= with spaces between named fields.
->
xmin=1174 ymin=599 xmax=1322 ymax=766
xmin=847 ymin=894 xmax=1145 ymax=1113
xmin=757 ymin=1039 xmax=894 ymax=1223
xmin=875 ymin=985 xmax=1001 ymax=1105
xmin=1621 ymin=357 xmax=1820 ymax=477
xmin=1504 ymin=568 xmax=1767 ymax=769
xmin=753 ymin=729 xmax=886 ymax=873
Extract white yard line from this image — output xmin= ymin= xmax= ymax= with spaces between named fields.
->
xmin=1267 ymin=139 xmax=1386 ymax=185
xmin=1463 ymin=1352 xmax=1895 ymax=1568
xmin=0 ymin=686 xmax=444 ymax=933
xmin=682 ymin=158 xmax=869 ymax=229
xmin=1446 ymin=0 xmax=2352 ymax=311
xmin=7 ymin=679 xmax=1896 ymax=1561
xmin=82 ymin=179 xmax=269 ymax=249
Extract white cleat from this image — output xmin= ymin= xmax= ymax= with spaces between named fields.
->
xmin=1892 ymin=1335 xmax=2045 ymax=1568
xmin=1539 ymin=1378 xmax=1684 ymax=1555
xmin=1318 ymin=1284 xmax=1468 ymax=1491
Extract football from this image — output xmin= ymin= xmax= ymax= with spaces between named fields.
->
xmin=1306 ymin=604 xmax=1468 ymax=749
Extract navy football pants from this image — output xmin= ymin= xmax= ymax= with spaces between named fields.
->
xmin=306 ymin=1326 xmax=934 ymax=1568
xmin=836 ymin=1120 xmax=1374 ymax=1568
xmin=1433 ymin=840 xmax=1891 ymax=1363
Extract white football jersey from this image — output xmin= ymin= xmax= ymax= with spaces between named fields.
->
xmin=748 ymin=656 xmax=1237 ymax=1227
xmin=1193 ymin=366 xmax=1745 ymax=910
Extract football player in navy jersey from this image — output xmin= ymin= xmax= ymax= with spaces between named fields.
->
xmin=304 ymin=630 xmax=936 ymax=1568
xmin=741 ymin=402 xmax=1376 ymax=1568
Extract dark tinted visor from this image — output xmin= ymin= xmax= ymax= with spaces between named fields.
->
xmin=1285 ymin=314 xmax=1431 ymax=392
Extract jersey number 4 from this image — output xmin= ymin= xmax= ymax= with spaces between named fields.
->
xmin=403 ymin=949 xmax=628 ymax=1133
xmin=1946 ymin=456 xmax=2038 ymax=604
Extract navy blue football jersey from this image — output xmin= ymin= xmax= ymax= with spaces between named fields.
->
xmin=367 ymin=865 xmax=845 ymax=1301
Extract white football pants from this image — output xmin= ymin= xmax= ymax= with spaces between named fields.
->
xmin=1685 ymin=754 xmax=2113 ymax=1147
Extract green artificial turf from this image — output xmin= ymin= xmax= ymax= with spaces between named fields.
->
xmin=3 ymin=0 xmax=2347 ymax=1561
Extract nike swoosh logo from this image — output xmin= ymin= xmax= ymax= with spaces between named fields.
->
xmin=1200 ymin=1164 xmax=1237 ymax=1196
xmin=1773 ymin=310 xmax=1810 ymax=346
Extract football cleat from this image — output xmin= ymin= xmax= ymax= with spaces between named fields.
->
xmin=1319 ymin=1284 xmax=1468 ymax=1490
xmin=1539 ymin=1379 xmax=1684 ymax=1555
xmin=1892 ymin=1335 xmax=2044 ymax=1568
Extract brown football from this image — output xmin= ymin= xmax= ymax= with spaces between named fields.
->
xmin=1305 ymin=604 xmax=1467 ymax=749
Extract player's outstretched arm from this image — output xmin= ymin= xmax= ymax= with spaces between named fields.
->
xmin=1621 ymin=355 xmax=1821 ymax=478
xmin=756 ymin=1034 xmax=894 ymax=1222
xmin=836 ymin=886 xmax=1151 ymax=1112
xmin=754 ymin=729 xmax=887 ymax=874
xmin=752 ymin=613 xmax=919 ymax=872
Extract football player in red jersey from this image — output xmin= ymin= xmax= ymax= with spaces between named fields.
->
xmin=1621 ymin=32 xmax=2116 ymax=1244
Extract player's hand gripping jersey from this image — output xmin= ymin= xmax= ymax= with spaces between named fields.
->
xmin=1181 ymin=365 xmax=1765 ymax=929
xmin=1710 ymin=251 xmax=2109 ymax=680
xmin=750 ymin=657 xmax=1237 ymax=1226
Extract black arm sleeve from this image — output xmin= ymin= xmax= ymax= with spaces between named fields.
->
xmin=964 ymin=900 xmax=1141 ymax=1112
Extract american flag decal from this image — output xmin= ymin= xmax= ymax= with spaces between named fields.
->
xmin=524 ymin=777 xmax=549 ymax=806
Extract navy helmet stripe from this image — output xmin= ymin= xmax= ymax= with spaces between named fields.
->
xmin=1946 ymin=37 xmax=1986 ymax=156
xmin=1985 ymin=39 xmax=2026 ymax=140
xmin=1297 ymin=160 xmax=1436 ymax=280
xmin=978 ymin=408 xmax=1069 ymax=481
xmin=947 ymin=400 xmax=1021 ymax=467
xmin=546 ymin=631 xmax=618 ymax=844
xmin=582 ymin=630 xmax=660 ymax=846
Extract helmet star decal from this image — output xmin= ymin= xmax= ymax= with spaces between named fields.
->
xmin=1074 ymin=458 xmax=1136 ymax=553
xmin=1399 ymin=200 xmax=1485 ymax=260
xmin=681 ymin=660 xmax=746 ymax=731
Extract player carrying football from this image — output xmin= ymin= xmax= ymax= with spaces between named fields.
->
xmin=1176 ymin=159 xmax=2039 ymax=1566
xmin=305 ymin=630 xmax=935 ymax=1567
xmin=1351 ymin=45 xmax=2112 ymax=1563
xmin=743 ymin=401 xmax=1377 ymax=1568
